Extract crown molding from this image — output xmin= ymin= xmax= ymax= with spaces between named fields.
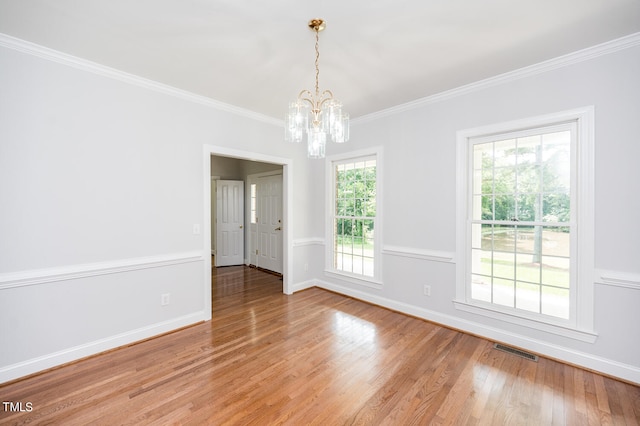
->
xmin=3 ymin=31 xmax=638 ymax=128
xmin=353 ymin=32 xmax=640 ymax=124
xmin=0 ymin=33 xmax=282 ymax=127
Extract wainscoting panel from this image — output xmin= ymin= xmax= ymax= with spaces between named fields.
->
xmin=0 ymin=252 xmax=205 ymax=384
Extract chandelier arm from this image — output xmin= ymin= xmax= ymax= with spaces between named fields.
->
xmin=298 ymin=89 xmax=313 ymax=98
xmin=297 ymin=89 xmax=315 ymax=106
xmin=318 ymin=90 xmax=335 ymax=109
xmin=320 ymin=89 xmax=334 ymax=99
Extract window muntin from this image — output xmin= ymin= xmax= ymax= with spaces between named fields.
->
xmin=469 ymin=126 xmax=574 ymax=320
xmin=333 ymin=157 xmax=377 ymax=277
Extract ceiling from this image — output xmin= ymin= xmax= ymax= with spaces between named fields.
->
xmin=1 ymin=0 xmax=639 ymax=120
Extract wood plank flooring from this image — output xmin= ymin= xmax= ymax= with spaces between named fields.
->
xmin=1 ymin=265 xmax=639 ymax=425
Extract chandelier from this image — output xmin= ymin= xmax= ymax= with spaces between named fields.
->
xmin=285 ymin=19 xmax=349 ymax=158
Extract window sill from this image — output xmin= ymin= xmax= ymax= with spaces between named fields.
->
xmin=453 ymin=300 xmax=598 ymax=343
xmin=324 ymin=270 xmax=383 ymax=290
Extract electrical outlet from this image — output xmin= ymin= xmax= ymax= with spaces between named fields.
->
xmin=161 ymin=293 xmax=170 ymax=306
xmin=304 ymin=263 xmax=309 ymax=271
xmin=423 ymin=285 xmax=431 ymax=297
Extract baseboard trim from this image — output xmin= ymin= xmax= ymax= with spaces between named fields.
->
xmin=291 ymin=279 xmax=317 ymax=293
xmin=313 ymin=279 xmax=640 ymax=385
xmin=0 ymin=311 xmax=207 ymax=384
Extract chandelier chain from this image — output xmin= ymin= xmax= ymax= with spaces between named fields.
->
xmin=314 ymin=30 xmax=320 ymax=98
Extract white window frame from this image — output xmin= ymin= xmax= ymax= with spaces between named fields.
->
xmin=455 ymin=107 xmax=596 ymax=342
xmin=325 ymin=147 xmax=383 ymax=288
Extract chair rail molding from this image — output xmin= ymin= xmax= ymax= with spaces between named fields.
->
xmin=0 ymin=251 xmax=204 ymax=290
xmin=382 ymin=245 xmax=455 ymax=263
xmin=292 ymin=237 xmax=325 ymax=247
xmin=595 ymin=269 xmax=640 ymax=290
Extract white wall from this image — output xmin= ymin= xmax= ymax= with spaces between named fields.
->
xmin=0 ymin=40 xmax=306 ymax=382
xmin=316 ymin=39 xmax=640 ymax=383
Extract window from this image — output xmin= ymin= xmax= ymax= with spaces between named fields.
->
xmin=327 ymin=149 xmax=382 ymax=285
xmin=456 ymin=108 xmax=595 ymax=341
xmin=250 ymin=183 xmax=257 ymax=224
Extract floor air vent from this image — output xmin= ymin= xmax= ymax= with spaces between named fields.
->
xmin=493 ymin=343 xmax=539 ymax=362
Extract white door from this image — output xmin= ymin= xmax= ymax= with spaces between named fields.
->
xmin=257 ymin=174 xmax=283 ymax=273
xmin=215 ymin=180 xmax=244 ymax=267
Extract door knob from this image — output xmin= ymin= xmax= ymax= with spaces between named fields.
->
xmin=239 ymin=225 xmax=243 ymax=229
xmin=275 ymin=227 xmax=282 ymax=231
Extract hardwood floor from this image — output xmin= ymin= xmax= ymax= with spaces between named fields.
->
xmin=1 ymin=265 xmax=639 ymax=425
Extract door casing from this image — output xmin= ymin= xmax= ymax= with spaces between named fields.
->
xmin=202 ymin=145 xmax=293 ymax=321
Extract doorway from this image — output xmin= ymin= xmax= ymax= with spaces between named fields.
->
xmin=202 ymin=144 xmax=293 ymax=320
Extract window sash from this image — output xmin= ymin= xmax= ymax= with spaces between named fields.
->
xmin=467 ymin=123 xmax=576 ymax=322
xmin=455 ymin=107 xmax=595 ymax=339
xmin=327 ymin=150 xmax=381 ymax=285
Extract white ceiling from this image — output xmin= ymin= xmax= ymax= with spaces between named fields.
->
xmin=1 ymin=0 xmax=639 ymax=119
